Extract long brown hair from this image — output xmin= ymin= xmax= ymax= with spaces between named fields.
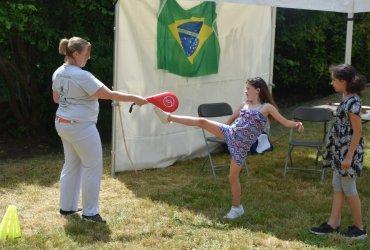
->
xmin=247 ymin=77 xmax=278 ymax=121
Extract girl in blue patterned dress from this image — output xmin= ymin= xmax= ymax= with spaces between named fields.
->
xmin=154 ymin=77 xmax=304 ymax=219
xmin=310 ymin=64 xmax=367 ymax=239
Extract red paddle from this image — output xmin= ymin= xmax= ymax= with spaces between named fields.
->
xmin=129 ymin=92 xmax=179 ymax=113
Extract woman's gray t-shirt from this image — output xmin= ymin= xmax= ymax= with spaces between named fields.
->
xmin=52 ymin=64 xmax=104 ymax=123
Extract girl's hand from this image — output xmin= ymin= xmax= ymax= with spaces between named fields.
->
xmin=341 ymin=157 xmax=352 ymax=171
xmin=295 ymin=122 xmax=304 ymax=133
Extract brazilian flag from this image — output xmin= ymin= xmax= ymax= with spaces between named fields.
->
xmin=157 ymin=0 xmax=220 ymax=77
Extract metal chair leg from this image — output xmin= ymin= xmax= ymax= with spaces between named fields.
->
xmin=244 ymin=162 xmax=250 ymax=176
xmin=320 ymin=168 xmax=325 ymax=182
xmin=200 ymin=157 xmax=208 ymax=173
xmin=283 ymin=146 xmax=293 ymax=176
xmin=207 ymin=154 xmax=216 ymax=177
xmin=283 ymin=152 xmax=289 ymax=177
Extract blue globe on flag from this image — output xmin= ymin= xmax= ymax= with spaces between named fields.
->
xmin=177 ymin=21 xmax=202 ymax=57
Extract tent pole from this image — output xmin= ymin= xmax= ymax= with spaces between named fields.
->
xmin=345 ymin=12 xmax=354 ymax=65
xmin=111 ymin=0 xmax=120 ymax=178
xmin=269 ymin=6 xmax=277 ymax=93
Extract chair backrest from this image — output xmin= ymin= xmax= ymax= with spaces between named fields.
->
xmin=290 ymin=106 xmax=333 ymax=142
xmin=198 ymin=102 xmax=233 ymax=118
xmin=285 ymin=107 xmax=333 ymax=180
xmin=293 ymin=107 xmax=332 ymax=122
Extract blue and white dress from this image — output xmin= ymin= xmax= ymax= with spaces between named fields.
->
xmin=219 ymin=108 xmax=267 ymax=166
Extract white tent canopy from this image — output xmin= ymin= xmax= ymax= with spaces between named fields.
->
xmin=205 ymin=0 xmax=370 ymax=13
xmin=203 ymin=0 xmax=370 ymax=64
xmin=112 ymin=0 xmax=370 ymax=174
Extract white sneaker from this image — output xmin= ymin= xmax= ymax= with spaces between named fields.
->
xmin=153 ymin=106 xmax=169 ymax=124
xmin=223 ymin=205 xmax=244 ymax=219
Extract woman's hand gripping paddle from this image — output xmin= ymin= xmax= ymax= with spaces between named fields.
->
xmin=129 ymin=92 xmax=179 ymax=113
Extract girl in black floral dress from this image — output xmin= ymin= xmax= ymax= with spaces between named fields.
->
xmin=310 ymin=64 xmax=367 ymax=239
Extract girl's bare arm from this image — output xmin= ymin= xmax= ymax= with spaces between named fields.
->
xmin=262 ymin=104 xmax=304 ymax=132
xmin=225 ymin=103 xmax=244 ymax=125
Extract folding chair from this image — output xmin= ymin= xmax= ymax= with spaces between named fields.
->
xmin=283 ymin=107 xmax=333 ymax=180
xmin=198 ymin=102 xmax=249 ymax=177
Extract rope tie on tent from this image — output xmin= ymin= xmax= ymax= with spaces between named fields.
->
xmin=117 ymin=103 xmax=137 ymax=173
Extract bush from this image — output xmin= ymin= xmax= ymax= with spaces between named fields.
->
xmin=0 ymin=0 xmax=114 ymax=141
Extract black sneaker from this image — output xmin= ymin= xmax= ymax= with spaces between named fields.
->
xmin=82 ymin=213 xmax=106 ymax=224
xmin=309 ymin=222 xmax=340 ymax=235
xmin=341 ymin=226 xmax=367 ymax=239
xmin=59 ymin=208 xmax=82 ymax=216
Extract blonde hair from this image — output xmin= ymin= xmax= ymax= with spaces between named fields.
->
xmin=58 ymin=37 xmax=91 ymax=59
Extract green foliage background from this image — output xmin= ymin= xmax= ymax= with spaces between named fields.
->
xmin=0 ymin=0 xmax=114 ymax=140
xmin=273 ymin=9 xmax=370 ymax=104
xmin=0 ymin=1 xmax=369 ymax=142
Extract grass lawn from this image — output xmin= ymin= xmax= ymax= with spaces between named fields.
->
xmin=0 ymin=88 xmax=369 ymax=249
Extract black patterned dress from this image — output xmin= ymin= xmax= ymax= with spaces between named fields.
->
xmin=323 ymin=95 xmax=365 ymax=177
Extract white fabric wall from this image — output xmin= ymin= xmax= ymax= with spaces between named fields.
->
xmin=113 ymin=0 xmax=272 ymax=172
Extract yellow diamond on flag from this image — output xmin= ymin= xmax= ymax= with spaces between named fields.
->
xmin=168 ymin=16 xmax=214 ymax=64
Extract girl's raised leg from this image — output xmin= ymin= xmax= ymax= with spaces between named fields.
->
xmin=153 ymin=106 xmax=225 ymax=140
xmin=169 ymin=114 xmax=224 ymax=140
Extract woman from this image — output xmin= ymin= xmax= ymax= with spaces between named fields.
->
xmin=52 ymin=37 xmax=147 ymax=223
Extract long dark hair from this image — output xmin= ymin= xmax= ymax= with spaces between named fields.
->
xmin=247 ymin=77 xmax=278 ymax=108
xmin=247 ymin=77 xmax=278 ymax=121
xmin=329 ymin=64 xmax=367 ymax=96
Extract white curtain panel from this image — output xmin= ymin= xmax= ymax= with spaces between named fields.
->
xmin=113 ymin=0 xmax=272 ymax=171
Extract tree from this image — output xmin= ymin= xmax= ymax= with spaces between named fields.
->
xmin=0 ymin=2 xmax=368 ymax=139
xmin=0 ymin=0 xmax=114 ymax=137
xmin=273 ymin=9 xmax=370 ymax=105
xmin=0 ymin=2 xmax=45 ymax=127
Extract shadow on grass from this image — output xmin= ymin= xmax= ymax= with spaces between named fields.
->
xmin=0 ymin=144 xmax=112 ymax=188
xmin=0 ymin=153 xmax=63 ymax=188
xmin=63 ymin=214 xmax=112 ymax=244
xmin=114 ymin=140 xmax=370 ymax=249
xmin=115 ymin=153 xmax=323 ymax=226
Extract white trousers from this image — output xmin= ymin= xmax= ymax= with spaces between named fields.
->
xmin=55 ymin=121 xmax=102 ymax=216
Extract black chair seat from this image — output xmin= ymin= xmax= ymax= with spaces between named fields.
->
xmin=289 ymin=140 xmax=324 ymax=147
xmin=206 ymin=137 xmax=224 ymax=143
